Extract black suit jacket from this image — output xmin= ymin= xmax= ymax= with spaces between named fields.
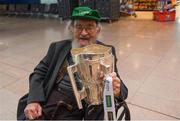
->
xmin=17 ymin=40 xmax=128 ymax=119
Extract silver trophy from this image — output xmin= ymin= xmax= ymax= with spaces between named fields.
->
xmin=67 ymin=44 xmax=114 ymax=109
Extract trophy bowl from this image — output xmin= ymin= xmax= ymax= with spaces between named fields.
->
xmin=67 ymin=44 xmax=114 ymax=109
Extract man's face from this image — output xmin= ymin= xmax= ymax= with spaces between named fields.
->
xmin=72 ymin=19 xmax=100 ymax=47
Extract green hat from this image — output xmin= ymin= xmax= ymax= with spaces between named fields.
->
xmin=71 ymin=6 xmax=101 ymax=22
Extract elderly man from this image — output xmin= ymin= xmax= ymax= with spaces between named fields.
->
xmin=17 ymin=6 xmax=129 ymax=120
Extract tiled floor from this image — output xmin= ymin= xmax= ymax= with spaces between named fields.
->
xmin=0 ymin=5 xmax=180 ymax=120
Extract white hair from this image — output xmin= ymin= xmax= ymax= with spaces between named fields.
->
xmin=65 ymin=20 xmax=102 ymax=33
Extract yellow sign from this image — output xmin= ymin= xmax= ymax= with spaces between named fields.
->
xmin=171 ymin=0 xmax=177 ymax=5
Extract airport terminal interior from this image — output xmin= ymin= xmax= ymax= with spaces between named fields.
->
xmin=0 ymin=0 xmax=180 ymax=120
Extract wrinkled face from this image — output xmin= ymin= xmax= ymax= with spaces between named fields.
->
xmin=72 ymin=19 xmax=100 ymax=47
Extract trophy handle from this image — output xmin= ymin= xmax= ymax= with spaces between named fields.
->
xmin=67 ymin=64 xmax=86 ymax=109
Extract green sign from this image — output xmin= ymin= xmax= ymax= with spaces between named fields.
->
xmin=106 ymin=95 xmax=112 ymax=107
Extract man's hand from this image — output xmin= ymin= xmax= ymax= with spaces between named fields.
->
xmin=24 ymin=102 xmax=42 ymax=120
xmin=109 ymin=72 xmax=121 ymax=97
xmin=98 ymin=71 xmax=121 ymax=97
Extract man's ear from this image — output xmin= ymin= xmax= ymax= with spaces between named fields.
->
xmin=96 ymin=26 xmax=101 ymax=34
xmin=69 ymin=26 xmax=74 ymax=33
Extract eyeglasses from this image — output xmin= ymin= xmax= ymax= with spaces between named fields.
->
xmin=74 ymin=24 xmax=97 ymax=33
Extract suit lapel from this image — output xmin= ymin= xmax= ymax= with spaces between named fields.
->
xmin=45 ymin=41 xmax=72 ymax=98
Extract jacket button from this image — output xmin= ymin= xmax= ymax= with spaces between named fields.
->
xmin=58 ymin=88 xmax=61 ymax=91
